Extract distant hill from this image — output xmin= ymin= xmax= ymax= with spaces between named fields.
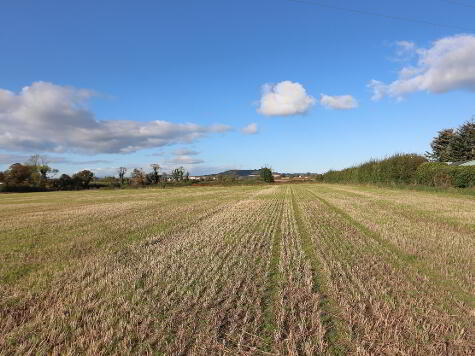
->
xmin=215 ymin=169 xmax=260 ymax=177
xmin=211 ymin=169 xmax=313 ymax=177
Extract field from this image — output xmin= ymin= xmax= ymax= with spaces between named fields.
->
xmin=1 ymin=184 xmax=474 ymax=355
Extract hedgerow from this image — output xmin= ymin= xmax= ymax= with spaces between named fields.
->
xmin=416 ymin=162 xmax=475 ymax=188
xmin=322 ymin=154 xmax=426 ymax=185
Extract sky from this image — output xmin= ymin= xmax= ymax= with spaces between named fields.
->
xmin=1 ymin=0 xmax=474 ymax=176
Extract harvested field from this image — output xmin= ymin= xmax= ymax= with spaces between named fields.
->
xmin=1 ymin=184 xmax=474 ymax=355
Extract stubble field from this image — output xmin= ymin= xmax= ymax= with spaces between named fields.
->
xmin=0 ymin=184 xmax=474 ymax=355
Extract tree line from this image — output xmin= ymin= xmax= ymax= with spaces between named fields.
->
xmin=426 ymin=118 xmax=474 ymax=162
xmin=0 ymin=157 xmax=192 ymax=192
xmin=0 ymin=155 xmax=96 ymax=192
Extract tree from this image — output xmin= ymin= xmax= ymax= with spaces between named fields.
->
xmin=131 ymin=168 xmax=146 ymax=185
xmin=260 ymin=166 xmax=274 ymax=183
xmin=25 ymin=155 xmax=58 ymax=186
xmin=4 ymin=163 xmax=33 ymax=186
xmin=171 ymin=167 xmax=185 ymax=182
xmin=426 ymin=119 xmax=475 ymax=162
xmin=57 ymin=174 xmax=73 ymax=190
xmin=0 ymin=171 xmax=4 ymax=182
xmin=73 ymin=170 xmax=94 ymax=188
xmin=117 ymin=167 xmax=127 ymax=185
xmin=454 ymin=118 xmax=475 ymax=161
xmin=426 ymin=129 xmax=455 ymax=162
xmin=150 ymin=164 xmax=161 ymax=184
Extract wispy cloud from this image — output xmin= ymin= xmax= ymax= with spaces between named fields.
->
xmin=173 ymin=148 xmax=199 ymax=156
xmin=0 ymin=153 xmax=110 ymax=165
xmin=241 ymin=123 xmax=258 ymax=135
xmin=167 ymin=156 xmax=205 ymax=165
xmin=369 ymin=34 xmax=475 ymax=100
xmin=320 ymin=94 xmax=359 ymax=110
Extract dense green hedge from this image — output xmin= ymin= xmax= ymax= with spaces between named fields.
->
xmin=320 ymin=154 xmax=475 ymax=188
xmin=416 ymin=163 xmax=475 ymax=188
xmin=322 ymin=154 xmax=427 ymax=185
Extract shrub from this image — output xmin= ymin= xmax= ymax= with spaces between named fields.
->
xmin=416 ymin=163 xmax=475 ymax=188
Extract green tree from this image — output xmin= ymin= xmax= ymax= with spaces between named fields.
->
xmin=73 ymin=170 xmax=94 ymax=188
xmin=426 ymin=119 xmax=475 ymax=162
xmin=25 ymin=155 xmax=58 ymax=186
xmin=453 ymin=118 xmax=475 ymax=161
xmin=259 ymin=166 xmax=274 ymax=183
xmin=57 ymin=174 xmax=73 ymax=190
xmin=426 ymin=129 xmax=455 ymax=162
xmin=171 ymin=167 xmax=185 ymax=182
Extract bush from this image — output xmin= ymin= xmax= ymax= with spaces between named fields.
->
xmin=322 ymin=154 xmax=427 ymax=185
xmin=416 ymin=163 xmax=475 ymax=188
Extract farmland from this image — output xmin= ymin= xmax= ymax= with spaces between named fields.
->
xmin=1 ymin=184 xmax=474 ymax=355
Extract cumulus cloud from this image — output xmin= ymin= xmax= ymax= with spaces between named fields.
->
xmin=257 ymin=81 xmax=316 ymax=116
xmin=369 ymin=34 xmax=475 ymax=100
xmin=320 ymin=94 xmax=359 ymax=110
xmin=241 ymin=123 xmax=258 ymax=134
xmin=0 ymin=82 xmax=231 ymax=154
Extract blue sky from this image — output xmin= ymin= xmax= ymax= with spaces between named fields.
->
xmin=1 ymin=0 xmax=474 ymax=176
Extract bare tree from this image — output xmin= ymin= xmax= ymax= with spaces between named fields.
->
xmin=118 ymin=167 xmax=127 ymax=185
xmin=131 ymin=168 xmax=146 ymax=185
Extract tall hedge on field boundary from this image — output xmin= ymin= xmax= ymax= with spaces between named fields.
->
xmin=320 ymin=154 xmax=475 ymax=188
xmin=416 ymin=163 xmax=475 ymax=188
xmin=321 ymin=154 xmax=427 ymax=185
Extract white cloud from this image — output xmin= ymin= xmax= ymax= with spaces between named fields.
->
xmin=241 ymin=123 xmax=258 ymax=134
xmin=166 ymin=148 xmax=204 ymax=165
xmin=395 ymin=40 xmax=417 ymax=57
xmin=257 ymin=81 xmax=316 ymax=116
xmin=0 ymin=82 xmax=232 ymax=154
xmin=320 ymin=94 xmax=359 ymax=110
xmin=167 ymin=155 xmax=204 ymax=165
xmin=0 ymin=153 xmax=110 ymax=166
xmin=173 ymin=148 xmax=199 ymax=156
xmin=370 ymin=34 xmax=475 ymax=100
